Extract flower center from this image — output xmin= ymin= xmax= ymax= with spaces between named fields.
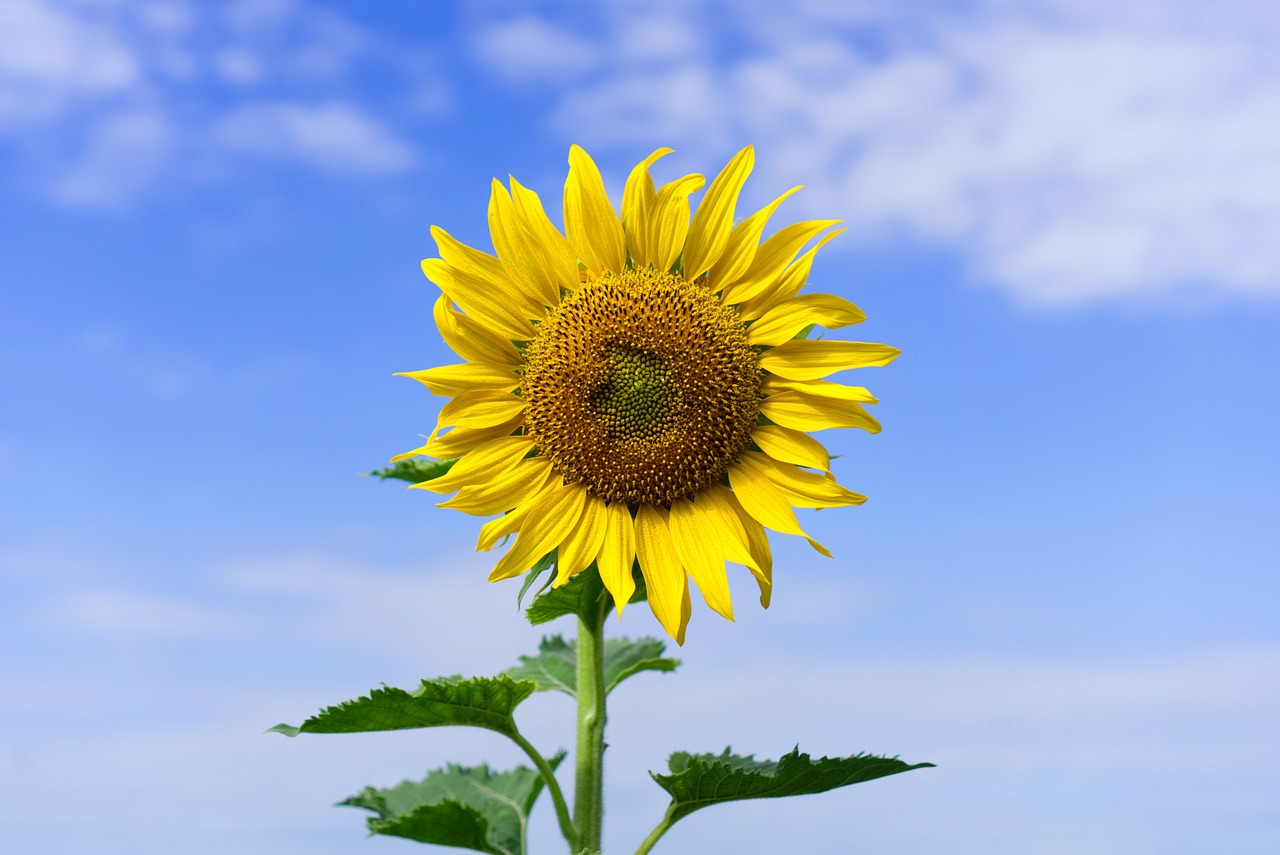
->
xmin=521 ymin=267 xmax=762 ymax=507
xmin=589 ymin=346 xmax=675 ymax=441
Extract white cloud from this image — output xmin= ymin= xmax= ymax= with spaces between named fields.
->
xmin=212 ymin=49 xmax=262 ymax=86
xmin=470 ymin=16 xmax=600 ymax=84
xmin=50 ymin=590 xmax=247 ymax=638
xmin=477 ymin=0 xmax=1280 ymax=305
xmin=0 ymin=0 xmax=422 ymax=206
xmin=0 ymin=0 xmax=139 ymax=127
xmin=51 ymin=108 xmax=173 ymax=208
xmin=219 ymin=552 xmax=545 ymax=674
xmin=213 ymin=101 xmax=416 ymax=173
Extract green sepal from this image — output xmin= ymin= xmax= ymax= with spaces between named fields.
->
xmin=652 ymin=747 xmax=934 ymax=823
xmin=367 ymin=457 xmax=458 ymax=484
xmin=516 ymin=551 xmax=557 ymax=610
xmin=267 ymin=675 xmax=536 ymax=740
xmin=504 ymin=635 xmax=679 ymax=697
xmin=525 ymin=562 xmax=648 ymax=629
xmin=341 ymin=755 xmax=566 ymax=855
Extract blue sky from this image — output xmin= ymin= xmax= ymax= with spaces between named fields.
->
xmin=2 ymin=1 xmax=1278 ymax=853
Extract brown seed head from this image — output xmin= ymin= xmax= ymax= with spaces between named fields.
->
xmin=521 ymin=267 xmax=761 ymax=506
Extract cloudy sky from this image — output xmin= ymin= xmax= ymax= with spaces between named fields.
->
xmin=1 ymin=1 xmax=1278 ymax=853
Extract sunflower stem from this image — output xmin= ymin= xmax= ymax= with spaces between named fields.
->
xmin=573 ymin=595 xmax=608 ymax=853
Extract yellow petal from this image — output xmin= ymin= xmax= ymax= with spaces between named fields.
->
xmin=707 ymin=186 xmax=801 ymax=293
xmin=736 ymin=228 xmax=846 ymax=321
xmin=741 ymin=450 xmax=865 ymax=509
xmin=554 ymin=492 xmax=608 ymax=586
xmin=564 ymin=145 xmax=625 ymax=276
xmin=418 ymin=435 xmax=533 ymax=494
xmin=633 ymin=503 xmax=691 ymax=641
xmin=646 ymin=173 xmax=704 ymax=273
xmin=389 ymin=442 xmax=435 ymax=464
xmin=695 ymin=485 xmax=764 ymax=573
xmin=394 ymin=363 xmax=518 ymax=397
xmin=710 ymin=483 xmax=773 ymax=607
xmin=431 ymin=225 xmax=508 ymax=285
xmin=727 ymin=454 xmax=831 ymax=557
xmin=722 ymin=219 xmax=841 ymax=305
xmin=751 ymin=425 xmax=831 ymax=473
xmin=598 ymin=501 xmax=637 ymax=614
xmin=435 ymin=389 xmax=526 ymax=432
xmin=747 ymin=293 xmax=867 ymax=346
xmin=432 ymin=226 xmax=544 ymax=320
xmin=476 ymin=506 xmax=528 ymax=552
xmin=422 ymin=258 xmax=537 ymax=341
xmin=683 ymin=146 xmax=753 ymax=279
xmin=489 ymin=482 xmax=586 ymax=581
xmin=668 ymin=497 xmax=734 ymax=621
xmin=759 ymin=390 xmax=882 ymax=433
xmin=758 ymin=340 xmax=900 ymax=380
xmin=761 ymin=376 xmax=879 ymax=403
xmin=488 ymin=179 xmax=561 ymax=309
xmin=433 ymin=295 xmax=520 ymax=368
xmin=509 ymin=176 xmax=579 ymax=295
xmin=476 ymin=474 xmax=563 ymax=551
xmin=622 ymin=148 xmax=673 ymax=268
xmin=415 ymin=412 xmax=525 ymax=459
xmin=676 ymin=580 xmax=691 ymax=646
xmin=438 ymin=456 xmax=555 ymax=516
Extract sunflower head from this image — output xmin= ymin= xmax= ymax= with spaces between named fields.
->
xmin=521 ymin=266 xmax=762 ymax=507
xmin=396 ymin=145 xmax=898 ymax=643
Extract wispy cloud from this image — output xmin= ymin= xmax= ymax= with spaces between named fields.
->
xmin=470 ymin=0 xmax=1280 ymax=305
xmin=49 ymin=590 xmax=248 ymax=638
xmin=0 ymin=0 xmax=423 ymax=208
xmin=471 ymin=16 xmax=601 ymax=84
xmin=50 ymin=108 xmax=174 ymax=208
xmin=0 ymin=0 xmax=140 ymax=128
xmin=213 ymin=101 xmax=415 ymax=173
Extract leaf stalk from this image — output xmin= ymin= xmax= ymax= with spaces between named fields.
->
xmin=510 ymin=730 xmax=576 ymax=847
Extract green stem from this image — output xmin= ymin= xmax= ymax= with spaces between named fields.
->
xmin=632 ymin=805 xmax=676 ymax=855
xmin=510 ymin=731 xmax=575 ymax=847
xmin=573 ymin=600 xmax=608 ymax=853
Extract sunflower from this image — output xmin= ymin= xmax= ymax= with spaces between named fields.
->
xmin=395 ymin=145 xmax=898 ymax=643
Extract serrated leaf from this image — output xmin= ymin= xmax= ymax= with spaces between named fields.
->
xmin=367 ymin=458 xmax=458 ymax=484
xmin=267 ymin=676 xmax=536 ymax=740
xmin=503 ymin=635 xmax=679 ymax=697
xmin=342 ymin=755 xmax=565 ymax=855
xmin=652 ymin=747 xmax=934 ymax=823
xmin=525 ymin=563 xmax=648 ymax=628
xmin=606 ymin=636 xmax=680 ymax=689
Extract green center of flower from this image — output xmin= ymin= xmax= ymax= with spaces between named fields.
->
xmin=589 ymin=347 xmax=675 ymax=441
xmin=520 ymin=267 xmax=762 ymax=507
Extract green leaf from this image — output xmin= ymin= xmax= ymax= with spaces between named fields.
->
xmin=366 ymin=457 xmax=458 ymax=484
xmin=504 ymin=635 xmax=679 ymax=697
xmin=525 ymin=567 xmax=608 ymax=627
xmin=267 ymin=676 xmax=536 ymax=740
xmin=791 ymin=323 xmax=817 ymax=341
xmin=652 ymin=747 xmax=934 ymax=823
xmin=342 ymin=755 xmax=565 ymax=855
xmin=516 ymin=551 xmax=557 ymax=610
xmin=525 ymin=563 xmax=648 ymax=628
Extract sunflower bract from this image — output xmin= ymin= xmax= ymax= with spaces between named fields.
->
xmin=397 ymin=145 xmax=899 ymax=644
